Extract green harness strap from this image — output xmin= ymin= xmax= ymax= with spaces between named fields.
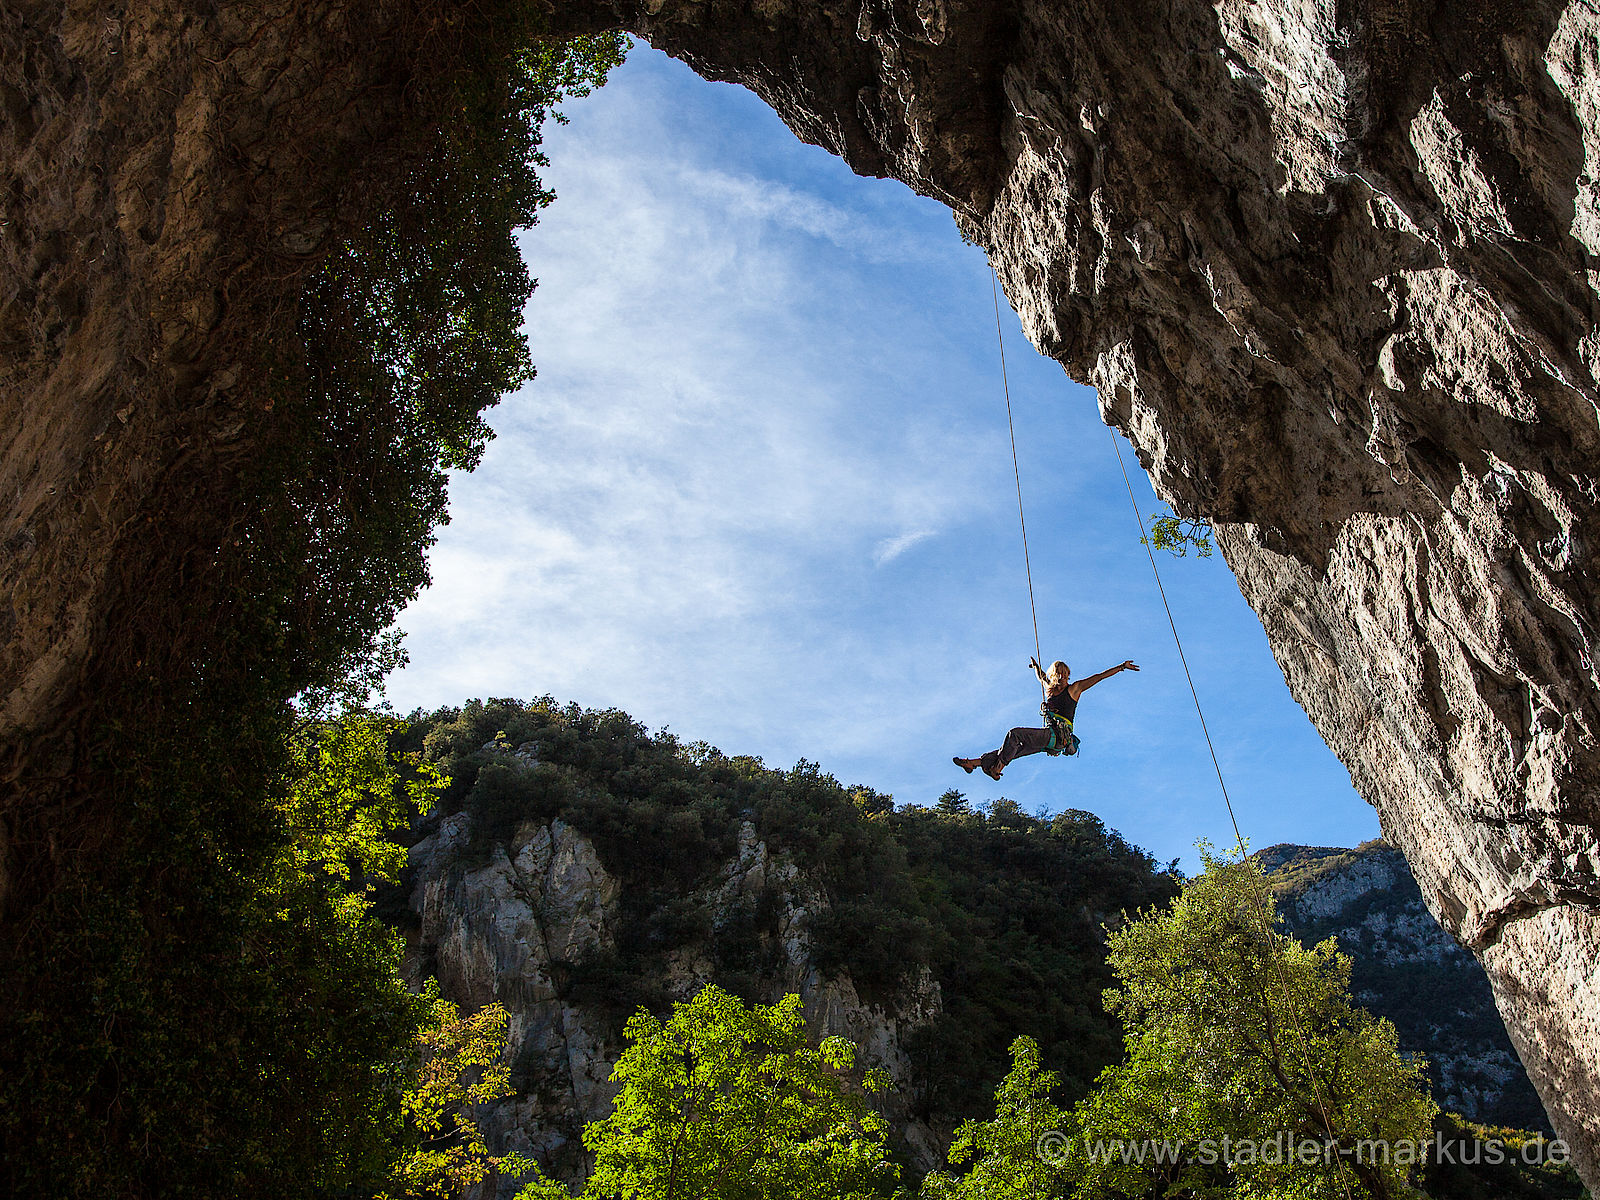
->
xmin=1042 ymin=707 xmax=1079 ymax=757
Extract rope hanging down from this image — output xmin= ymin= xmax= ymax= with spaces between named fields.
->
xmin=991 ymin=269 xmax=1044 ymax=692
xmin=1108 ymin=432 xmax=1238 ymax=826
xmin=1109 ymin=428 xmax=1355 ymax=1199
xmin=985 ymin=263 xmax=1354 ymax=1193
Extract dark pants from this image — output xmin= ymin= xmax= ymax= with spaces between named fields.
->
xmin=980 ymin=725 xmax=1055 ymax=774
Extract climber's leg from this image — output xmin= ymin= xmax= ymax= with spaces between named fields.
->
xmin=978 ymin=726 xmax=1053 ymax=779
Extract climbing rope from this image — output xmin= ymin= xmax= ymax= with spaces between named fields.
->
xmin=986 ymin=261 xmax=1356 ymax=1193
xmin=1109 ymin=429 xmax=1356 ymax=1198
xmin=1108 ymin=432 xmax=1237 ymax=821
xmin=991 ymin=269 xmax=1045 ymax=697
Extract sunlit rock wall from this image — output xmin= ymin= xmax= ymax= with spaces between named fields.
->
xmin=404 ymin=810 xmax=942 ymax=1193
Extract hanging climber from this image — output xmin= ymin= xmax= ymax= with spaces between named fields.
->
xmin=954 ymin=657 xmax=1139 ymax=780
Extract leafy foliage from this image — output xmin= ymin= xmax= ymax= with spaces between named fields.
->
xmin=1418 ymin=1112 xmax=1587 ymax=1199
xmin=1143 ymin=513 xmax=1213 ymax=557
xmin=516 ymin=986 xmax=901 ymax=1200
xmin=887 ymin=802 xmax=1179 ymax=1125
xmin=1075 ymin=845 xmax=1436 ymax=1198
xmin=270 ymin=26 xmax=626 ymax=707
xmin=384 ymin=998 xmax=531 ymax=1200
xmin=922 ymin=847 xmax=1438 ymax=1200
xmin=920 ymin=1037 xmax=1075 ymax=1200
xmin=279 ymin=710 xmax=445 ymax=887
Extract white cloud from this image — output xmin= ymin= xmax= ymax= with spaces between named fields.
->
xmin=873 ymin=529 xmax=936 ymax=565
xmin=389 ymin=52 xmax=1003 ymax=743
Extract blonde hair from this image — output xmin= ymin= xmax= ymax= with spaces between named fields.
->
xmin=1047 ymin=660 xmax=1070 ymax=688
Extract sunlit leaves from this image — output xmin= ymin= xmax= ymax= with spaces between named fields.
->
xmin=516 ymin=986 xmax=901 ymax=1200
xmin=1144 ymin=513 xmax=1213 ymax=557
xmin=275 ymin=710 xmax=445 ymax=889
xmin=922 ymin=847 xmax=1437 ymax=1200
xmin=382 ymin=998 xmax=530 ymax=1199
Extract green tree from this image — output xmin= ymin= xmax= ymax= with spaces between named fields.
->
xmin=275 ymin=709 xmax=444 ymax=891
xmin=921 ymin=1037 xmax=1075 ymax=1200
xmin=925 ymin=847 xmax=1436 ymax=1199
xmin=383 ymin=998 xmax=528 ymax=1200
xmin=518 ymin=985 xmax=901 ymax=1200
xmin=1143 ymin=513 xmax=1213 ymax=557
xmin=1082 ymin=846 xmax=1434 ymax=1199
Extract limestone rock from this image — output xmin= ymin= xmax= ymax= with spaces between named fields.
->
xmin=406 ymin=813 xmax=942 ymax=1192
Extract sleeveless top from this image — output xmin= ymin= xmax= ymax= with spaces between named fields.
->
xmin=1044 ymin=687 xmax=1078 ymax=724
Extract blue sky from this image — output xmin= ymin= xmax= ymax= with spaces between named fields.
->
xmin=386 ymin=45 xmax=1380 ymax=870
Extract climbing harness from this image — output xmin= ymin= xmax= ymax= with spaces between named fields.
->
xmin=989 ymin=262 xmax=1358 ymax=1200
xmin=1041 ymin=708 xmax=1079 ymax=756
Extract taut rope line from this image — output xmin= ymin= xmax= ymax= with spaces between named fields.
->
xmin=991 ymin=267 xmax=1045 ymax=695
xmin=1108 ymin=431 xmax=1235 ymax=818
xmin=986 ymin=260 xmax=1355 ymax=1191
xmin=1109 ymin=427 xmax=1357 ymax=1200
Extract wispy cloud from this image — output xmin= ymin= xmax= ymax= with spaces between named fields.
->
xmin=873 ymin=529 xmax=936 ymax=565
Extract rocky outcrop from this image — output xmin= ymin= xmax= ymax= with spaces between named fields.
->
xmin=12 ymin=0 xmax=1600 ymax=1184
xmin=1260 ymin=842 xmax=1549 ymax=1130
xmin=404 ymin=806 xmax=941 ymax=1190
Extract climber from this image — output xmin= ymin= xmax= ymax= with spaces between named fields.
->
xmin=953 ymin=657 xmax=1139 ymax=780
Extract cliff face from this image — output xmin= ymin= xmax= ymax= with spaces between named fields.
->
xmin=404 ymin=805 xmax=943 ymax=1190
xmin=1260 ymin=842 xmax=1549 ymax=1130
xmin=0 ymin=0 xmax=421 ymax=748
xmin=395 ymin=700 xmax=1184 ymax=1185
xmin=11 ymin=0 xmax=1600 ymax=1185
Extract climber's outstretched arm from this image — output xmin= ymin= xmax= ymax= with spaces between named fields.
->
xmin=1068 ymin=660 xmax=1139 ymax=701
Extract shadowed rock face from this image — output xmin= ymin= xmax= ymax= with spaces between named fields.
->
xmin=7 ymin=0 xmax=1600 ymax=1183
xmin=546 ymin=0 xmax=1600 ymax=1177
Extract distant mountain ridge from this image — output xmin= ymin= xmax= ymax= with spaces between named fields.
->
xmin=1256 ymin=841 xmax=1547 ymax=1131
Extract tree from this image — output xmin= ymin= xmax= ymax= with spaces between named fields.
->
xmin=517 ymin=985 xmax=901 ymax=1200
xmin=383 ymin=998 xmax=528 ymax=1200
xmin=924 ymin=846 xmax=1436 ymax=1199
xmin=1143 ymin=513 xmax=1213 ymax=557
xmin=920 ymin=1037 xmax=1075 ymax=1200
xmin=935 ymin=789 xmax=972 ymax=817
xmin=275 ymin=709 xmax=444 ymax=891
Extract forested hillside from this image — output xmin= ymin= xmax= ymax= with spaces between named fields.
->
xmin=389 ymin=698 xmax=1583 ymax=1199
xmin=393 ymin=696 xmax=1180 ymax=1167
